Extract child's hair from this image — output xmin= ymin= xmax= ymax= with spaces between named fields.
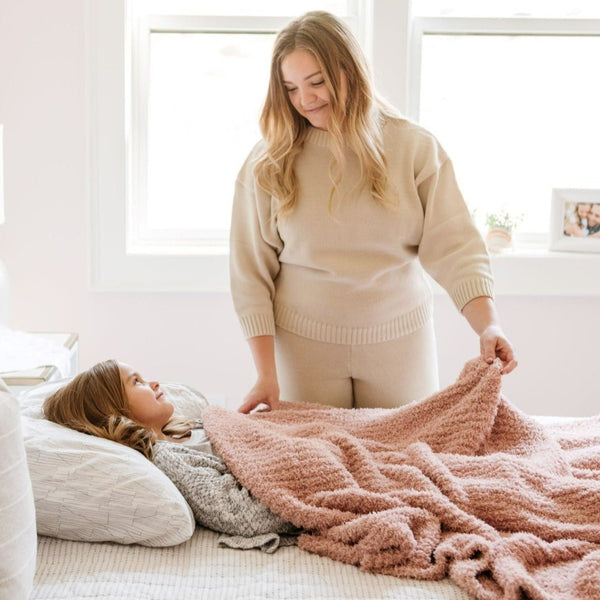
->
xmin=255 ymin=10 xmax=399 ymax=218
xmin=43 ymin=359 xmax=192 ymax=459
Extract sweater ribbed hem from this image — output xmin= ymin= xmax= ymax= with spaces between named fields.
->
xmin=239 ymin=313 xmax=276 ymax=339
xmin=451 ymin=278 xmax=495 ymax=312
xmin=273 ymin=301 xmax=433 ymax=345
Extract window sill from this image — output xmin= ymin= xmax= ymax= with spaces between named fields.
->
xmin=431 ymin=247 xmax=600 ymax=296
xmin=492 ymin=248 xmax=600 ymax=295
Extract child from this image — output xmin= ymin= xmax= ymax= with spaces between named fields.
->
xmin=43 ymin=360 xmax=297 ymax=548
xmin=44 ymin=360 xmax=207 ymax=458
xmin=564 ymin=201 xmax=591 ymax=237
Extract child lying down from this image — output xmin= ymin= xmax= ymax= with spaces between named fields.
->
xmin=44 ymin=358 xmax=600 ymax=600
xmin=42 ymin=360 xmax=299 ymax=552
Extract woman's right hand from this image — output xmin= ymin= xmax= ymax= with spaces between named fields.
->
xmin=238 ymin=376 xmax=280 ymax=413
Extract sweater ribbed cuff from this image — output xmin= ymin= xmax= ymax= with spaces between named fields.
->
xmin=451 ymin=278 xmax=495 ymax=312
xmin=239 ymin=313 xmax=277 ymax=339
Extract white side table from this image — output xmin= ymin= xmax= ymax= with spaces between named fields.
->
xmin=2 ymin=332 xmax=79 ymax=395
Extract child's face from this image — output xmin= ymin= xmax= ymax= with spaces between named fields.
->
xmin=577 ymin=203 xmax=591 ymax=218
xmin=118 ymin=363 xmax=174 ymax=433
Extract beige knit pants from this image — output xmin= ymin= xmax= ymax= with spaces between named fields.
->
xmin=274 ymin=320 xmax=439 ymax=409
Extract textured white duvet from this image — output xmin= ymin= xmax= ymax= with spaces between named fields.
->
xmin=33 ymin=528 xmax=473 ymax=600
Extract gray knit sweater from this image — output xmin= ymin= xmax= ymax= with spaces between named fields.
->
xmin=153 ymin=441 xmax=298 ymax=552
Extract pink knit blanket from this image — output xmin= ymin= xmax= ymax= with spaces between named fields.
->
xmin=202 ymin=358 xmax=600 ymax=600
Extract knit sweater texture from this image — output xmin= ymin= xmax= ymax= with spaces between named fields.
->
xmin=203 ymin=358 xmax=600 ymax=600
xmin=230 ymin=117 xmax=494 ymax=344
xmin=152 ymin=441 xmax=298 ymax=551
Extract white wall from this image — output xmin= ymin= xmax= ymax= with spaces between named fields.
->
xmin=0 ymin=0 xmax=597 ymax=416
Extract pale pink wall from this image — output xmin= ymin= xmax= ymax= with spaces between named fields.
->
xmin=0 ymin=0 xmax=251 ymax=403
xmin=434 ymin=295 xmax=597 ymax=416
xmin=0 ymin=0 xmax=597 ymax=415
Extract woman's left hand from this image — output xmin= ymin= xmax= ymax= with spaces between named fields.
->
xmin=479 ymin=325 xmax=518 ymax=374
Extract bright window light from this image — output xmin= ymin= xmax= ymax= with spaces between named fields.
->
xmin=419 ymin=34 xmax=600 ymax=234
xmin=147 ymin=32 xmax=274 ymax=234
xmin=130 ymin=1 xmax=354 ymax=249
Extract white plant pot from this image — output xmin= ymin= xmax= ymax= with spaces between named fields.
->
xmin=485 ymin=227 xmax=514 ymax=253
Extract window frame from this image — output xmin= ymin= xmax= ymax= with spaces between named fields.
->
xmin=87 ymin=0 xmax=600 ymax=294
xmin=88 ymin=0 xmax=361 ymax=291
xmin=404 ymin=12 xmax=600 ymax=295
xmin=88 ymin=0 xmax=231 ymax=291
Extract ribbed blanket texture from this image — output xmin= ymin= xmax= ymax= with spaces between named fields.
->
xmin=202 ymin=358 xmax=600 ymax=600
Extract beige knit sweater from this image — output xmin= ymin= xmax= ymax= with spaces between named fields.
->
xmin=230 ymin=117 xmax=494 ymax=344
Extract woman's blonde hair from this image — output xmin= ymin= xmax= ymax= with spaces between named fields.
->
xmin=255 ymin=10 xmax=399 ymax=217
xmin=43 ymin=360 xmax=192 ymax=460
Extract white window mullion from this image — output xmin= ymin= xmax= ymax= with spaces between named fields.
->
xmin=413 ymin=16 xmax=600 ymax=34
xmin=369 ymin=0 xmax=412 ymax=114
xmin=128 ymin=15 xmax=151 ymax=254
xmin=144 ymin=15 xmax=293 ymax=33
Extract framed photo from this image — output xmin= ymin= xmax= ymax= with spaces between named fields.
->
xmin=549 ymin=188 xmax=600 ymax=252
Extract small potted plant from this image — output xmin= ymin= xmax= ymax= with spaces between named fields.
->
xmin=484 ymin=209 xmax=523 ymax=253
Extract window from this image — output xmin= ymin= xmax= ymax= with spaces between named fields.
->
xmin=129 ymin=0 xmax=358 ymax=254
xmin=89 ymin=0 xmax=600 ymax=294
xmin=409 ymin=1 xmax=600 ymax=241
xmin=89 ymin=0 xmax=360 ymax=290
xmin=140 ymin=30 xmax=273 ymax=247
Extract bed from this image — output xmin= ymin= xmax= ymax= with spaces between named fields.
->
xmin=33 ymin=530 xmax=472 ymax=600
xmin=0 ymin=381 xmax=472 ymax=600
xmin=1 ymin=377 xmax=473 ymax=600
xmin=3 ymin=361 xmax=600 ymax=600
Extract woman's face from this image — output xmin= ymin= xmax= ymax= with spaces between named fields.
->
xmin=280 ymin=48 xmax=347 ymax=131
xmin=118 ymin=363 xmax=174 ymax=432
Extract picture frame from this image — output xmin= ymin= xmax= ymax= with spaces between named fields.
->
xmin=549 ymin=188 xmax=600 ymax=252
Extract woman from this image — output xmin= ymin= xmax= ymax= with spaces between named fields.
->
xmin=230 ymin=11 xmax=517 ymax=414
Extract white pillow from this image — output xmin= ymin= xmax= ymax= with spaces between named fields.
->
xmin=19 ymin=378 xmax=209 ymax=547
xmin=0 ymin=391 xmax=37 ymax=600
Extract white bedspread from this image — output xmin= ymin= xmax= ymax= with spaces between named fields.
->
xmin=33 ymin=528 xmax=473 ymax=600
